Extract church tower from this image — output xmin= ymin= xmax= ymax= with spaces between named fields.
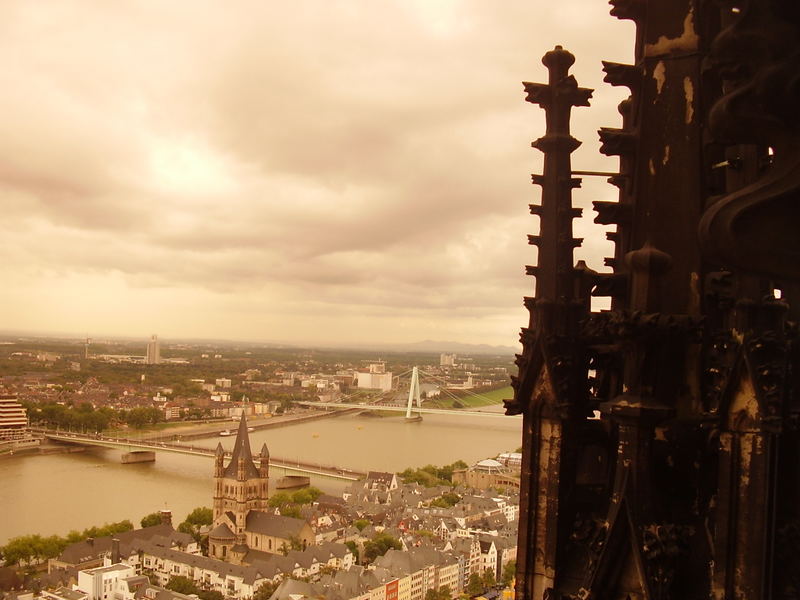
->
xmin=208 ymin=412 xmax=270 ymax=562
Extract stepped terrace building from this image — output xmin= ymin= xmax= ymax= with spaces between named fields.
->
xmin=0 ymin=395 xmax=28 ymax=441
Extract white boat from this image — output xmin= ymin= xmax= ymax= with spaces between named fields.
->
xmin=219 ymin=429 xmax=232 ymax=437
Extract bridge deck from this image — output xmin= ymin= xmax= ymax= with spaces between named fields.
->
xmin=40 ymin=431 xmax=365 ymax=481
xmin=298 ymin=401 xmax=518 ymax=418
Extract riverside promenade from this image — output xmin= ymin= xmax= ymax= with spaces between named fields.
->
xmin=141 ymin=407 xmax=361 ymax=442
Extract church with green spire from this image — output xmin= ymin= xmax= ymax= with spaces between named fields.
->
xmin=207 ymin=412 xmax=314 ymax=564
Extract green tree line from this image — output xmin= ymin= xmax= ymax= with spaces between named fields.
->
xmin=1 ymin=505 xmax=214 ymax=566
xmin=26 ymin=402 xmax=165 ymax=431
xmin=164 ymin=576 xmax=223 ymax=600
xmin=267 ymin=487 xmax=323 ymax=518
xmin=398 ymin=460 xmax=468 ymax=487
xmin=0 ymin=520 xmax=133 ymax=566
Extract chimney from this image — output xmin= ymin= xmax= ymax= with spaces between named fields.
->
xmin=160 ymin=509 xmax=172 ymax=527
xmin=111 ymin=538 xmax=120 ymax=564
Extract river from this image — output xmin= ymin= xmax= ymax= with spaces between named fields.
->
xmin=0 ymin=411 xmax=520 ymax=544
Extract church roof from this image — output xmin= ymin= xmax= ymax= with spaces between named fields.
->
xmin=208 ymin=523 xmax=235 ymax=540
xmin=222 ymin=412 xmax=261 ymax=480
xmin=246 ymin=511 xmax=308 ymax=539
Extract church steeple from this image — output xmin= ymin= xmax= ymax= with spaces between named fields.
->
xmin=214 ymin=442 xmax=225 ymax=477
xmin=210 ymin=408 xmax=271 ymax=563
xmin=259 ymin=443 xmax=270 ymax=479
xmin=222 ymin=412 xmax=259 ymax=480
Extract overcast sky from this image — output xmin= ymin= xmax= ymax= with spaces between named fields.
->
xmin=0 ymin=1 xmax=634 ymax=348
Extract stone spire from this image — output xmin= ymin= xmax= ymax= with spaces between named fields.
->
xmin=222 ymin=412 xmax=259 ymax=480
xmin=214 ymin=442 xmax=225 ymax=477
xmin=259 ymin=442 xmax=270 ymax=479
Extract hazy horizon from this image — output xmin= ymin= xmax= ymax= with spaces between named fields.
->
xmin=0 ymin=1 xmax=632 ymax=348
xmin=0 ymin=326 xmax=518 ymax=354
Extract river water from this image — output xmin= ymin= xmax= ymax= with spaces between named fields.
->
xmin=0 ymin=411 xmax=520 ymax=544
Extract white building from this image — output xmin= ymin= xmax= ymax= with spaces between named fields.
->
xmin=357 ymin=362 xmax=393 ymax=392
xmin=0 ymin=395 xmax=28 ymax=440
xmin=76 ymin=563 xmax=136 ymax=600
xmin=145 ymin=335 xmax=161 ymax=365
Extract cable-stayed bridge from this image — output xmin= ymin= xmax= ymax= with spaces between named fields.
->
xmin=296 ymin=401 xmax=515 ymax=419
xmin=300 ymin=366 xmax=518 ymax=420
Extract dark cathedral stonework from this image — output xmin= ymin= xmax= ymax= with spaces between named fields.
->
xmin=507 ymin=1 xmax=800 ymax=599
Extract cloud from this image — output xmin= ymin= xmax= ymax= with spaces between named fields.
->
xmin=0 ymin=0 xmax=632 ymax=346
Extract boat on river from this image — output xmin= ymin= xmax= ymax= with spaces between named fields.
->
xmin=219 ymin=430 xmax=232 ymax=437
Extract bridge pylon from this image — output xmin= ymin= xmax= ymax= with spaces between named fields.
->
xmin=405 ymin=366 xmax=423 ymax=422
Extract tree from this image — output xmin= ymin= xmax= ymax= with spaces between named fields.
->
xmin=501 ymin=560 xmax=516 ymax=586
xmin=177 ymin=521 xmax=198 ymax=539
xmin=430 ymin=491 xmax=461 ymax=508
xmin=83 ymin=520 xmax=133 ymax=538
xmin=353 ymin=519 xmax=370 ymax=531
xmin=483 ymin=568 xmax=496 ymax=589
xmin=344 ymin=540 xmax=359 ymax=562
xmin=267 ymin=492 xmax=291 ymax=509
xmin=140 ymin=512 xmax=162 ymax=528
xmin=166 ymin=576 xmax=198 ymax=595
xmin=252 ymin=581 xmax=279 ymax=600
xmin=279 ymin=505 xmax=301 ymax=519
xmin=125 ymin=407 xmax=162 ymax=429
xmin=1 ymin=536 xmax=37 ymax=566
xmin=177 ymin=507 xmax=213 ymax=542
xmin=466 ymin=573 xmax=484 ymax=597
xmin=399 ymin=460 xmax=469 ymax=487
xmin=290 ymin=487 xmax=322 ymax=505
xmin=425 ymin=586 xmax=452 ymax=600
xmin=184 ymin=507 xmax=213 ymax=527
xmin=362 ymin=532 xmax=401 ymax=563
xmin=268 ymin=489 xmax=320 ymax=518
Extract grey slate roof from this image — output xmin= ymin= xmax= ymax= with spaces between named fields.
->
xmin=133 ymin=542 xmax=266 ymax=585
xmin=208 ymin=523 xmax=235 ymax=539
xmin=372 ymin=547 xmax=458 ymax=577
xmin=45 ymin=587 xmax=86 ymax=600
xmin=267 ymin=578 xmax=318 ymax=600
xmin=56 ymin=523 xmax=192 ymax=566
xmin=246 ymin=512 xmax=308 ymax=539
xmin=133 ymin=585 xmax=195 ymax=600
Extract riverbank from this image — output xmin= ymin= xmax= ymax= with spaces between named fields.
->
xmin=426 ymin=385 xmax=511 ymax=409
xmin=0 ymin=410 xmax=520 ymax=545
xmin=129 ymin=408 xmax=361 ymax=441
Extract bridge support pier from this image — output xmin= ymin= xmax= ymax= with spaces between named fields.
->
xmin=121 ymin=450 xmax=155 ymax=464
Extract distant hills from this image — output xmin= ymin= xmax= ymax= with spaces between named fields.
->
xmin=0 ymin=329 xmax=517 ymax=356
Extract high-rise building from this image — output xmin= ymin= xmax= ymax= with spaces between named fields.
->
xmin=440 ymin=353 xmax=456 ymax=367
xmin=145 ymin=334 xmax=160 ymax=365
xmin=0 ymin=395 xmax=28 ymax=440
